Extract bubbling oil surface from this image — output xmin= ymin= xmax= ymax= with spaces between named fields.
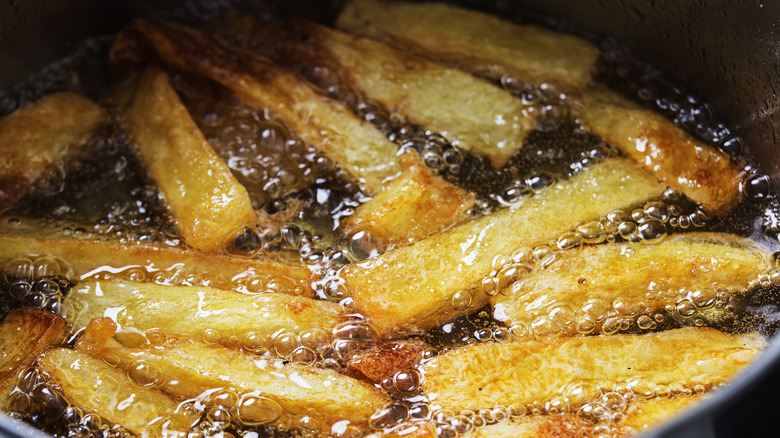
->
xmin=1 ymin=1 xmax=780 ymax=438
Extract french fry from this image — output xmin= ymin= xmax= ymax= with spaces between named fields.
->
xmin=342 ymin=152 xmax=474 ymax=249
xmin=76 ymin=334 xmax=391 ymax=434
xmin=366 ymin=421 xmax=438 ymax=438
xmin=121 ymin=65 xmax=256 ymax=252
xmin=421 ymin=327 xmax=764 ymax=413
xmin=464 ymin=416 xmax=587 ymax=438
xmin=337 ymin=0 xmax=599 ymax=91
xmin=619 ymin=395 xmax=701 ymax=436
xmin=111 ymin=19 xmax=402 ymax=195
xmin=36 ymin=348 xmax=197 ymax=438
xmin=341 ymin=158 xmax=665 ymax=338
xmin=0 ymin=92 xmax=108 ymax=214
xmin=222 ymin=17 xmax=537 ymax=167
xmin=0 ymin=309 xmax=67 ymax=410
xmin=576 ymin=85 xmax=743 ymax=215
xmin=63 ymin=279 xmax=342 ymax=350
xmin=491 ymin=232 xmax=772 ymax=337
xmin=0 ymin=231 xmax=312 ymax=296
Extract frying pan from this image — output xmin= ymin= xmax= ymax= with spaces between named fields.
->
xmin=0 ymin=0 xmax=778 ymax=436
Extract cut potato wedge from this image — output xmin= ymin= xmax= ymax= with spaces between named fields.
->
xmin=36 ymin=348 xmax=196 ymax=438
xmin=619 ymin=395 xmax=701 ymax=435
xmin=76 ymin=336 xmax=391 ymax=434
xmin=491 ymin=232 xmax=772 ymax=337
xmin=121 ymin=65 xmax=256 ymax=252
xmin=222 ymin=17 xmax=537 ymax=167
xmin=577 ymin=85 xmax=743 ymax=215
xmin=0 ymin=231 xmax=311 ymax=296
xmin=341 ymin=158 xmax=665 ymax=338
xmin=112 ymin=19 xmax=401 ymax=195
xmin=0 ymin=92 xmax=108 ymax=214
xmin=337 ymin=0 xmax=599 ymax=91
xmin=342 ymin=152 xmax=474 ymax=250
xmin=63 ymin=279 xmax=342 ymax=350
xmin=421 ymin=328 xmax=764 ymax=413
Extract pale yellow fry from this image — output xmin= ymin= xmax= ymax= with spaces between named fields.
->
xmin=122 ymin=66 xmax=256 ymax=252
xmin=0 ymin=92 xmax=108 ymax=213
xmin=112 ymin=19 xmax=401 ymax=195
xmin=342 ymin=153 xmax=475 ymax=249
xmin=0 ymin=231 xmax=311 ymax=296
xmin=421 ymin=327 xmax=764 ymax=413
xmin=492 ymin=232 xmax=772 ymax=337
xmin=341 ymin=158 xmax=665 ymax=338
xmin=78 ymin=338 xmax=391 ymax=434
xmin=37 ymin=348 xmax=196 ymax=438
xmin=337 ymin=0 xmax=599 ymax=91
xmin=577 ymin=85 xmax=743 ymax=215
xmin=224 ymin=17 xmax=537 ymax=167
xmin=63 ymin=279 xmax=343 ymax=349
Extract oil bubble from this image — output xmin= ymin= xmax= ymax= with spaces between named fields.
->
xmin=451 ymin=291 xmax=473 ymax=311
xmin=237 ymin=394 xmax=282 ymax=426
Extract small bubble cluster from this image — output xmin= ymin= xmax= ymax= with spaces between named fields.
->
xmin=0 ymin=256 xmax=72 ymax=315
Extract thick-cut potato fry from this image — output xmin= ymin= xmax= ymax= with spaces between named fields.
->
xmin=63 ymin=279 xmax=342 ymax=349
xmin=122 ymin=66 xmax=256 ymax=252
xmin=36 ymin=348 xmax=196 ymax=438
xmin=112 ymin=19 xmax=401 ymax=195
xmin=337 ymin=0 xmax=599 ymax=91
xmin=0 ymin=309 xmax=67 ymax=409
xmin=77 ymin=335 xmax=391 ymax=434
xmin=577 ymin=85 xmax=743 ymax=215
xmin=492 ymin=232 xmax=772 ymax=337
xmin=0 ymin=92 xmax=108 ymax=214
xmin=421 ymin=327 xmax=764 ymax=413
xmin=341 ymin=158 xmax=665 ymax=338
xmin=464 ymin=416 xmax=587 ymax=438
xmin=0 ymin=231 xmax=311 ymax=296
xmin=619 ymin=396 xmax=701 ymax=436
xmin=342 ymin=153 xmax=474 ymax=249
xmin=223 ymin=17 xmax=537 ymax=167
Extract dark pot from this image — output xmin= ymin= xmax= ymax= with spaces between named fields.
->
xmin=1 ymin=0 xmax=778 ymax=437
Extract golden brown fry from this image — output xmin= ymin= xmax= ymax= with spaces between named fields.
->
xmin=342 ymin=152 xmax=474 ymax=249
xmin=491 ymin=232 xmax=772 ymax=337
xmin=121 ymin=65 xmax=256 ymax=252
xmin=337 ymin=0 xmax=599 ymax=91
xmin=341 ymin=158 xmax=665 ymax=338
xmin=112 ymin=19 xmax=401 ymax=195
xmin=618 ymin=395 xmax=701 ymax=436
xmin=366 ymin=421 xmax=438 ymax=438
xmin=464 ymin=416 xmax=587 ymax=438
xmin=421 ymin=328 xmax=764 ymax=413
xmin=345 ymin=338 xmax=432 ymax=383
xmin=0 ymin=92 xmax=108 ymax=214
xmin=77 ymin=335 xmax=391 ymax=434
xmin=0 ymin=309 xmax=67 ymax=409
xmin=36 ymin=348 xmax=196 ymax=437
xmin=0 ymin=231 xmax=311 ymax=296
xmin=223 ymin=17 xmax=537 ymax=167
xmin=63 ymin=279 xmax=342 ymax=349
xmin=577 ymin=85 xmax=743 ymax=215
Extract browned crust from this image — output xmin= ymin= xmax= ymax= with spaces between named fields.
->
xmin=345 ymin=338 xmax=432 ymax=383
xmin=577 ymin=85 xmax=743 ymax=215
xmin=0 ymin=309 xmax=67 ymax=383
xmin=111 ymin=18 xmax=401 ymax=194
xmin=0 ymin=93 xmax=108 ymax=214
